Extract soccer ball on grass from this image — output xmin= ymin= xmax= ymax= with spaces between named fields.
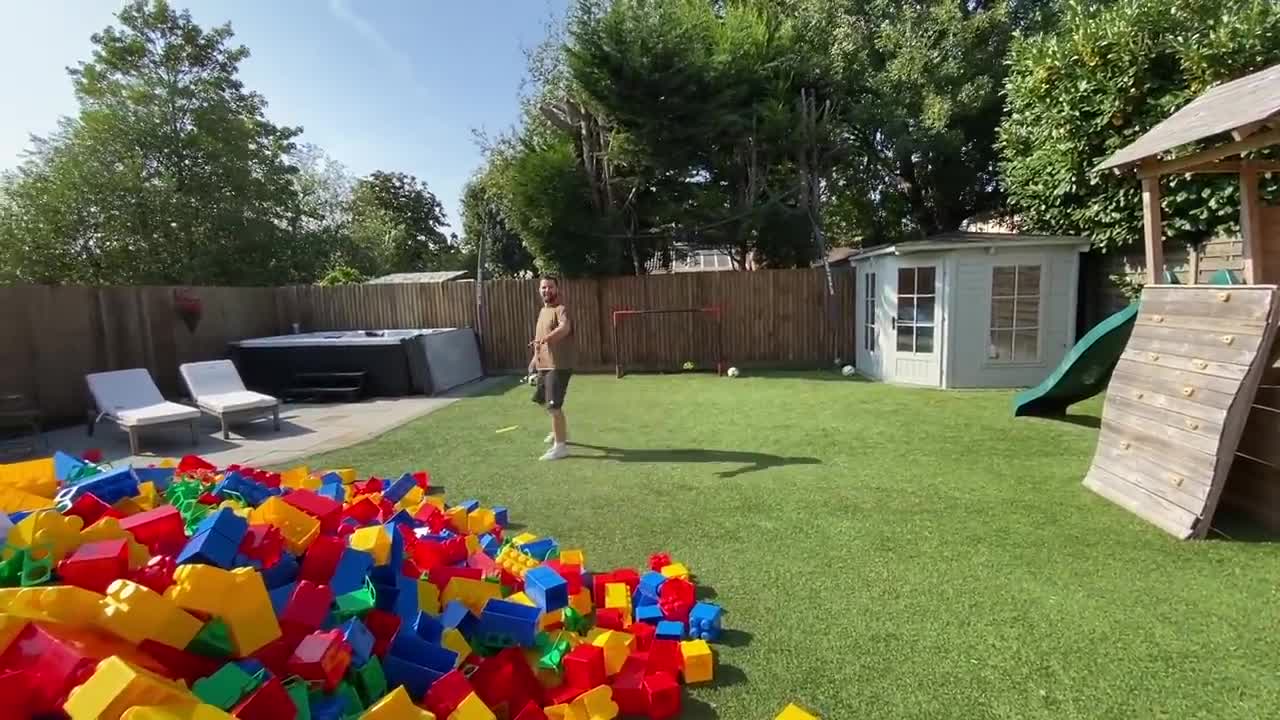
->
xmin=727 ymin=367 xmax=741 ymax=378
xmin=841 ymin=365 xmax=856 ymax=377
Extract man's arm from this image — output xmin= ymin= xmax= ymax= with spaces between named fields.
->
xmin=542 ymin=308 xmax=572 ymax=344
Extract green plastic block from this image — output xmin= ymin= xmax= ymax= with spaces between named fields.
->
xmin=187 ymin=618 xmax=235 ymax=658
xmin=335 ymin=681 xmax=364 ymax=716
xmin=333 ymin=586 xmax=376 ymax=619
xmin=562 ymin=606 xmax=590 ymax=634
xmin=0 ymin=550 xmax=22 ymax=587
xmin=537 ymin=635 xmax=570 ymax=672
xmin=285 ymin=679 xmax=312 ymax=720
xmin=349 ymin=656 xmax=387 ymax=705
xmin=21 ymin=546 xmax=53 ymax=587
xmin=192 ymin=663 xmax=261 ymax=710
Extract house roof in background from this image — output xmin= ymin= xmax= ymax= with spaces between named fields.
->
xmin=366 ymin=271 xmax=473 ymax=284
xmin=850 ymin=232 xmax=1089 ymax=261
xmin=1099 ymin=62 xmax=1280 ymax=171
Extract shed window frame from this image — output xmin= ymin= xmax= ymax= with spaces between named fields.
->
xmin=987 ymin=264 xmax=1043 ymax=364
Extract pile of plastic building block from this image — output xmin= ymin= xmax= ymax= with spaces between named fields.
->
xmin=0 ymin=451 xmax=729 ymax=720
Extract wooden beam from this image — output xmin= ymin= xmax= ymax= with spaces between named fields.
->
xmin=1240 ymin=169 xmax=1263 ymax=284
xmin=1142 ymin=176 xmax=1164 ymax=284
xmin=1170 ymin=159 xmax=1280 ymax=175
xmin=1232 ymin=121 xmax=1268 ymax=141
xmin=1136 ymin=127 xmax=1280 ymax=179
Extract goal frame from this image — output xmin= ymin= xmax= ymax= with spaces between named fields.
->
xmin=611 ymin=306 xmax=724 ymax=378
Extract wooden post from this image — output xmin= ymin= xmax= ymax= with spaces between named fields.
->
xmin=1240 ymin=168 xmax=1263 ymax=284
xmin=1142 ymin=177 xmax=1164 ymax=284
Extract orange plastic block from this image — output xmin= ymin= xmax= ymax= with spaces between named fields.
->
xmin=443 ymin=577 xmax=501 ymax=615
xmin=0 ymin=613 xmax=28 ymax=654
xmin=349 ymin=525 xmax=391 ymax=565
xmin=568 ymin=589 xmax=593 ymax=616
xmin=11 ymin=509 xmax=86 ymax=562
xmin=113 ymin=497 xmax=147 ymax=516
xmin=0 ymin=585 xmax=104 ymax=627
xmin=63 ymin=655 xmax=197 ymax=720
xmin=164 ymin=566 xmax=281 ymax=655
xmin=775 ymin=704 xmax=820 ymax=720
xmin=0 ymin=456 xmax=57 ymax=497
xmin=249 ymin=497 xmax=320 ymax=554
xmin=559 ymin=549 xmax=585 ymax=567
xmin=593 ymin=631 xmax=634 ymax=676
xmin=540 ymin=609 xmax=564 ymax=632
xmin=121 ymin=704 xmax=235 ymax=720
xmin=418 ymin=577 xmax=442 ymax=614
xmin=80 ymin=517 xmax=151 ymax=569
xmin=466 ymin=509 xmax=496 ymax=535
xmin=363 ymin=685 xmax=438 ymax=720
xmin=680 ymin=639 xmax=713 ymax=684
xmin=444 ymin=506 xmax=468 ymax=532
xmin=101 ymin=579 xmax=204 ymax=649
xmin=447 ymin=692 xmax=496 ymax=720
xmin=659 ymin=563 xmax=690 ymax=581
xmin=570 ymin=685 xmax=619 ymax=720
xmin=280 ymin=466 xmax=317 ymax=491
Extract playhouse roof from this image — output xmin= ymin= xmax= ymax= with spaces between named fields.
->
xmin=849 ymin=232 xmax=1088 ymax=261
xmin=1099 ymin=62 xmax=1280 ymax=171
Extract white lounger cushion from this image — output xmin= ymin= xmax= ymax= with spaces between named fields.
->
xmin=86 ymin=369 xmax=200 ymax=427
xmin=179 ymin=360 xmax=278 ymax=415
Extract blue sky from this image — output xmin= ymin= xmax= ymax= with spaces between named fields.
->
xmin=0 ymin=0 xmax=569 ymax=231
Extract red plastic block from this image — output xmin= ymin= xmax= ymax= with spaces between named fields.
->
xmin=282 ymin=490 xmax=342 ymax=531
xmin=64 ymin=493 xmax=121 ymax=527
xmin=57 ymin=538 xmax=130 ymax=593
xmin=513 ymin=701 xmax=549 ymax=720
xmin=0 ymin=668 xmax=35 ymax=718
xmin=299 ymin=535 xmax=345 ymax=584
xmin=630 ymin=621 xmax=656 ymax=651
xmin=610 ymin=656 xmax=648 ymax=715
xmin=352 ymin=478 xmax=382 ymax=496
xmin=497 ymin=646 xmax=545 ymax=710
xmin=595 ymin=608 xmax=625 ymax=631
xmin=648 ymin=639 xmax=683 ymax=677
xmin=363 ymin=609 xmax=401 ymax=657
xmin=280 ymin=580 xmax=335 ymax=633
xmin=239 ymin=524 xmax=285 ymax=568
xmin=81 ymin=448 xmax=103 ymax=464
xmin=177 ymin=455 xmax=216 ymax=474
xmin=543 ymin=561 xmax=582 ymax=595
xmin=659 ymin=578 xmax=694 ymax=622
xmin=648 ymin=553 xmax=671 ymax=572
xmin=413 ymin=503 xmax=443 ymax=525
xmin=119 ymin=505 xmax=188 ymax=555
xmin=564 ymin=644 xmax=606 ymax=689
xmin=137 ymin=639 xmax=223 ymax=684
xmin=412 ymin=471 xmax=430 ymax=490
xmin=342 ymin=498 xmax=380 ymax=525
xmin=423 ymin=669 xmax=472 ymax=717
xmin=233 ymin=676 xmax=298 ymax=720
xmin=468 ymin=653 xmax=514 ymax=710
xmin=644 ymin=672 xmax=682 ymax=719
xmin=428 ymin=566 xmax=482 ymax=592
xmin=287 ymin=629 xmax=351 ymax=692
xmin=130 ymin=554 xmax=177 ymax=594
xmin=592 ymin=569 xmax=640 ymax=607
xmin=251 ymin=626 xmax=308 ymax=678
xmin=547 ymin=683 xmax=585 ymax=706
xmin=440 ymin=537 xmax=469 ymax=565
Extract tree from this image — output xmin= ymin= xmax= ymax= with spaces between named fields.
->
xmin=999 ymin=0 xmax=1280 ymax=252
xmin=347 ymin=171 xmax=453 ymax=276
xmin=286 ymin=143 xmax=356 ymax=282
xmin=0 ymin=0 xmax=303 ymax=285
xmin=459 ymin=176 xmax=536 ymax=278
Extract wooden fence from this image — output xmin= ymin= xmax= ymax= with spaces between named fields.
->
xmin=0 ymin=269 xmax=855 ymax=421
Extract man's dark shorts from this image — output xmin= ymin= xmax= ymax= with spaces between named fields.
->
xmin=532 ymin=369 xmax=572 ymax=410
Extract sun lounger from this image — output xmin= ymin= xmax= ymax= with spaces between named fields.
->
xmin=86 ymin=369 xmax=201 ymax=454
xmin=179 ymin=360 xmax=281 ymax=439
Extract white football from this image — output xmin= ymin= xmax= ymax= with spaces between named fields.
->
xmin=727 ymin=367 xmax=740 ymax=378
xmin=526 ymin=374 xmax=538 ymax=386
xmin=841 ymin=365 xmax=856 ymax=377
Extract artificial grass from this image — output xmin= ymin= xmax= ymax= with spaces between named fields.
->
xmin=303 ymin=372 xmax=1280 ymax=719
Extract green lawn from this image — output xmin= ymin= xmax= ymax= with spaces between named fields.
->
xmin=304 ymin=372 xmax=1280 ymax=719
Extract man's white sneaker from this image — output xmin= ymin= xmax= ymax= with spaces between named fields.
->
xmin=545 ymin=433 xmax=556 ymax=444
xmin=540 ymin=443 xmax=569 ymax=461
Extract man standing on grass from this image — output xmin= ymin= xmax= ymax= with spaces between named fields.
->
xmin=528 ymin=275 xmax=574 ymax=461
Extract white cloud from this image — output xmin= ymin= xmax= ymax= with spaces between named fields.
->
xmin=327 ymin=0 xmax=418 ymax=85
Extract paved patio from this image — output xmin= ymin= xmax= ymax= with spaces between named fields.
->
xmin=29 ymin=377 xmax=507 ymax=470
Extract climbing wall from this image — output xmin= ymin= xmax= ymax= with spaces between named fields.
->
xmin=1084 ymin=284 xmax=1280 ymax=538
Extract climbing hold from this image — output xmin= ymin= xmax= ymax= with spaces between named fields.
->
xmin=1192 ymin=359 xmax=1208 ymax=370
xmin=1182 ymin=386 xmax=1196 ymax=397
xmin=1185 ymin=419 xmax=1199 ymax=431
xmin=1218 ymin=291 xmax=1231 ymax=302
xmin=1120 ymin=441 xmax=1131 ymax=450
xmin=1152 ymin=314 xmax=1165 ymax=323
xmin=1135 ymin=391 xmax=1145 ymax=400
xmin=1170 ymin=474 xmax=1185 ymax=488
xmin=1148 ymin=352 xmax=1160 ymax=362
xmin=1221 ymin=335 xmax=1235 ymax=345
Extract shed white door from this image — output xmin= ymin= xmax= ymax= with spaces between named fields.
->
xmin=892 ymin=263 xmax=941 ymax=386
xmin=856 ymin=264 xmax=881 ymax=379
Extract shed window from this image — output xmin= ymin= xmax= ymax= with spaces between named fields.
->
xmin=989 ymin=265 xmax=1041 ymax=362
xmin=863 ymin=271 xmax=876 ymax=352
xmin=896 ymin=266 xmax=936 ymax=354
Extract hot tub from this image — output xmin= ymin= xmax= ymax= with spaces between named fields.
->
xmin=228 ymin=328 xmax=483 ymax=399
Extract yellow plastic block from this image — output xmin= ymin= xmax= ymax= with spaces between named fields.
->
xmin=165 ymin=564 xmax=237 ymax=615
xmin=680 ymin=639 xmax=714 ymax=684
xmin=775 ymin=704 xmax=820 ymax=720
xmin=0 ymin=613 xmax=28 ymax=653
xmin=102 ymin=580 xmax=204 ymax=648
xmin=156 ymin=458 xmax=177 ymax=468
xmin=11 ymin=509 xmax=86 ymax=562
xmin=0 ymin=485 xmax=55 ymax=513
xmin=559 ymin=549 xmax=585 ymax=567
xmin=280 ymin=466 xmax=317 ymax=491
xmin=122 ymin=705 xmax=235 ymax=720
xmin=593 ymin=631 xmax=634 ymax=676
xmin=362 ymin=685 xmax=438 ymax=720
xmin=442 ymin=628 xmax=471 ymax=666
xmin=80 ymin=517 xmax=151 ymax=569
xmin=419 ymin=495 xmax=446 ymax=511
xmin=507 ymin=592 xmax=534 ymax=607
xmin=335 ymin=468 xmax=357 ymax=484
xmin=63 ymin=656 xmax=197 ymax=720
xmin=0 ymin=586 xmax=104 ymax=627
xmin=113 ymin=497 xmax=146 ymax=516
xmin=603 ymin=583 xmax=630 ymax=611
xmin=540 ymin=608 xmax=564 ymax=631
xmin=447 ymin=693 xmax=496 ymax=720
xmin=216 ymin=501 xmax=251 ymax=520
xmin=398 ymin=485 xmax=425 ymax=510
xmin=444 ymin=506 xmax=467 ymax=532
xmin=569 ymin=589 xmax=593 ymax=616
xmin=659 ymin=563 xmax=690 ymax=581
xmin=464 ymin=534 xmax=480 ymax=556
xmin=496 ymin=546 xmax=539 ymax=579
xmin=443 ymin=577 xmax=501 ymax=616
xmin=221 ymin=568 xmax=283 ymax=655
xmin=570 ymin=685 xmax=619 ymax=720
xmin=542 ymin=704 xmax=571 ymax=720
xmin=250 ymin=497 xmax=320 ymax=554
xmin=0 ymin=456 xmax=57 ymax=497
xmin=466 ymin=509 xmax=496 ymax=535
xmin=349 ymin=525 xmax=391 ymax=566
xmin=511 ymin=532 xmax=539 ymax=546
xmin=135 ymin=482 xmax=158 ymax=511
xmin=418 ymin=577 xmax=442 ymax=614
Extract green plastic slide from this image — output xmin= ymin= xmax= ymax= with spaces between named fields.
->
xmin=1012 ymin=302 xmax=1139 ymax=417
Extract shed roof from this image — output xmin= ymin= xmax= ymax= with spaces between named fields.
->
xmin=366 ymin=270 xmax=473 ymax=284
xmin=1099 ymin=63 xmax=1280 ymax=171
xmin=850 ymin=232 xmax=1089 ymax=261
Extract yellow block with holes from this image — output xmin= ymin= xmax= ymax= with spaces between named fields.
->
xmin=63 ymin=656 xmax=197 ymax=720
xmin=660 ymin=562 xmax=690 ymax=581
xmin=593 ymin=630 xmax=635 ymax=675
xmin=349 ymin=525 xmax=392 ymax=566
xmin=0 ymin=586 xmax=103 ymax=628
xmin=249 ymin=497 xmax=320 ymax=554
xmin=104 ymin=579 xmax=204 ymax=649
xmin=362 ymin=686 xmax=437 ymax=720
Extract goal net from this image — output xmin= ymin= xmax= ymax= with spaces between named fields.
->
xmin=612 ymin=307 xmax=724 ymax=378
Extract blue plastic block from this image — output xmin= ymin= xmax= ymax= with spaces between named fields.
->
xmin=372 ymin=582 xmax=399 ymax=613
xmin=455 ymin=499 xmax=480 ymax=514
xmin=9 ymin=511 xmax=34 ymax=524
xmin=269 ymin=582 xmax=297 ymax=616
xmin=369 ymin=565 xmax=397 ymax=586
xmin=638 ymin=571 xmax=666 ymax=600
xmin=308 ymin=693 xmax=344 ymax=720
xmin=320 ymin=472 xmax=344 ymax=486
xmin=413 ymin=611 xmax=444 ymax=643
xmin=54 ymin=466 xmax=138 ymax=509
xmin=439 ymin=600 xmax=477 ymax=637
xmin=342 ymin=618 xmax=375 ymax=666
xmin=492 ymin=507 xmax=508 ymax=527
xmin=517 ymin=537 xmax=558 ymax=562
xmin=523 ymin=565 xmax=568 ymax=612
xmin=233 ymin=554 xmax=263 ymax=571
xmin=387 ymin=525 xmax=406 ymax=571
xmin=635 ymin=605 xmax=665 ymax=625
xmin=633 ymin=589 xmax=656 ymax=608
xmin=384 ymin=510 xmax=418 ymax=530
xmin=330 ymin=549 xmax=374 ymax=596
xmin=133 ymin=466 xmax=175 ymax=491
xmin=176 ymin=529 xmax=239 ymax=568
xmin=317 ymin=483 xmax=345 ymax=503
xmin=382 ymin=474 xmax=416 ymax=505
xmin=393 ymin=573 xmax=418 ymax=621
xmin=213 ymin=472 xmax=272 ymax=507
xmin=479 ymin=534 xmax=501 ymax=558
xmin=688 ymin=601 xmax=724 ymax=641
xmin=53 ymin=452 xmax=88 ymax=482
xmin=194 ymin=507 xmax=250 ymax=543
xmin=235 ymin=658 xmax=266 ymax=678
xmin=388 ymin=630 xmax=458 ymax=673
xmin=655 ymin=620 xmax=685 ymax=641
xmin=261 ymin=553 xmax=299 ymax=589
xmin=477 ymin=599 xmax=541 ymax=647
xmin=381 ymin=656 xmax=443 ymax=700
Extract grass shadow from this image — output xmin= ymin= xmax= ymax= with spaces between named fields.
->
xmin=568 ymin=443 xmax=820 ymax=478
xmin=1208 ymin=510 xmax=1280 ymax=544
xmin=681 ymin=697 xmax=721 ymax=719
xmin=719 ymin=628 xmax=753 ymax=648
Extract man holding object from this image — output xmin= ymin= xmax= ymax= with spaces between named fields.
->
xmin=528 ymin=275 xmax=574 ymax=460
